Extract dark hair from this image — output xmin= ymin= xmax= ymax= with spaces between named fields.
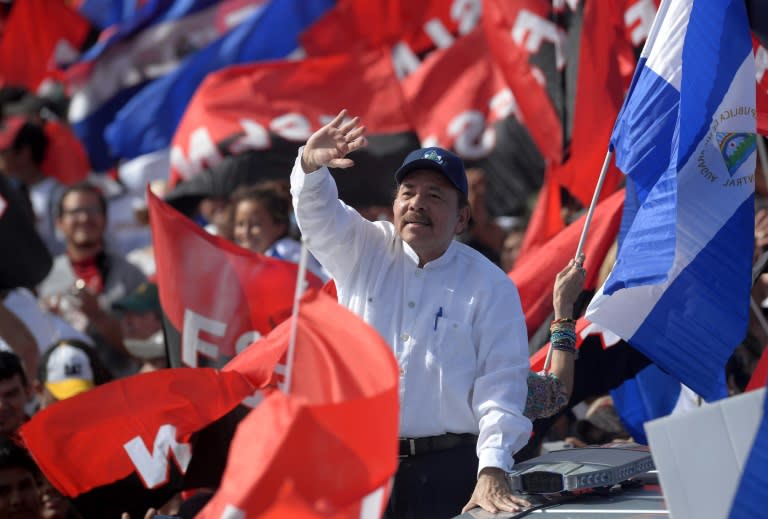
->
xmin=10 ymin=121 xmax=48 ymax=166
xmin=0 ymin=436 xmax=37 ymax=472
xmin=0 ymin=350 xmax=27 ymax=387
xmin=56 ymin=182 xmax=108 ymax=219
xmin=231 ymin=181 xmax=291 ymax=227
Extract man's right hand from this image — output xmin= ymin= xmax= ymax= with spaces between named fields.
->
xmin=300 ymin=109 xmax=367 ymax=173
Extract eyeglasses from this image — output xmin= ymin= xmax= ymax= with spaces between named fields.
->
xmin=61 ymin=207 xmax=103 ymax=217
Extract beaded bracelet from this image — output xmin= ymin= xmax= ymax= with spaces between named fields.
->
xmin=551 ymin=317 xmax=576 ymax=325
xmin=552 ymin=341 xmax=578 ymax=358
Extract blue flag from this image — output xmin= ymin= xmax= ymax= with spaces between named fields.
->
xmin=68 ymin=0 xmax=264 ymax=170
xmin=103 ymin=0 xmax=334 ymax=163
xmin=610 ymin=364 xmax=727 ymax=444
xmin=586 ymin=0 xmax=757 ymax=401
xmin=728 ymin=387 xmax=768 ymax=519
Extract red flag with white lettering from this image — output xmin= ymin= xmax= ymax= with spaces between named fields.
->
xmin=300 ymin=0 xmax=474 ymax=63
xmin=148 ymin=189 xmax=321 ymax=368
xmin=18 ymin=368 xmax=262 ymax=518
xmin=0 ymin=0 xmax=90 ymax=89
xmin=168 ymin=50 xmax=416 ymax=211
xmin=200 ymin=290 xmax=399 ymax=518
xmin=511 ymin=188 xmax=624 ymax=337
xmin=482 ymin=0 xmax=562 ymax=167
xmin=517 ymin=0 xmax=643 ymax=255
xmin=400 ymin=28 xmax=545 ymax=216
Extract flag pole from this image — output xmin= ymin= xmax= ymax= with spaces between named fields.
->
xmin=575 ymin=150 xmax=614 ymax=259
xmin=544 ymin=149 xmax=614 ymax=372
xmin=283 ymin=237 xmax=310 ymax=394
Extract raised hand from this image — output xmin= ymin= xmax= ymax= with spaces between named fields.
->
xmin=300 ymin=109 xmax=367 ymax=173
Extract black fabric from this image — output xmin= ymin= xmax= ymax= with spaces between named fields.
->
xmin=398 ymin=433 xmax=478 ymax=457
xmin=0 ymin=174 xmax=52 ymax=289
xmin=384 ymin=442 xmax=478 ymax=519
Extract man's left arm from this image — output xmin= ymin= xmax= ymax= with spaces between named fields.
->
xmin=464 ymin=282 xmax=532 ymax=514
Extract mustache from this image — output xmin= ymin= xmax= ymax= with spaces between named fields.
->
xmin=404 ymin=216 xmax=432 ymax=225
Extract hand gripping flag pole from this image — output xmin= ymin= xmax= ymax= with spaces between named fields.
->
xmin=543 ymin=150 xmax=614 ymax=373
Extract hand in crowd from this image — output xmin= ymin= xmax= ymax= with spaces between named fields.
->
xmin=553 ymin=254 xmax=587 ymax=319
xmin=300 ymin=109 xmax=367 ymax=173
xmin=462 ymin=467 xmax=531 ymax=514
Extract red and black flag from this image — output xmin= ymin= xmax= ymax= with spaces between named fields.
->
xmin=148 ymin=190 xmax=321 ymax=368
xmin=400 ymin=27 xmax=545 ymax=216
xmin=514 ymin=0 xmax=654 ymax=255
xmin=168 ymin=50 xmax=417 ymax=209
xmin=201 ymin=290 xmax=399 ymax=518
xmin=18 ymin=368 xmax=264 ymax=518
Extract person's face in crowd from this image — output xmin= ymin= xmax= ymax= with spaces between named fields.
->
xmin=120 ymin=311 xmax=161 ymax=341
xmin=233 ymin=199 xmax=287 ymax=254
xmin=199 ymin=197 xmax=234 ymax=240
xmin=56 ymin=190 xmax=106 ymax=249
xmin=393 ymin=169 xmax=470 ymax=265
xmin=0 ymin=466 xmax=41 ymax=518
xmin=38 ymin=477 xmax=68 ymax=519
xmin=0 ymin=375 xmax=29 ymax=435
xmin=500 ymin=229 xmax=525 ymax=273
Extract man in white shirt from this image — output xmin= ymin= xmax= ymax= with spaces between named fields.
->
xmin=291 ymin=110 xmax=531 ymax=517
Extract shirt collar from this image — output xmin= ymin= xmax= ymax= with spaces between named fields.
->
xmin=401 ymin=239 xmax=458 ymax=270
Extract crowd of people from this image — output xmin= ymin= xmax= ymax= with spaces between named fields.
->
xmin=0 ymin=81 xmax=765 ymax=518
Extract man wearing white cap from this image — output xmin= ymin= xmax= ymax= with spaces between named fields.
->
xmin=35 ymin=340 xmax=112 ymax=409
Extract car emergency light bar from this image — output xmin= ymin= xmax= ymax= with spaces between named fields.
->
xmin=507 ymin=444 xmax=655 ymax=494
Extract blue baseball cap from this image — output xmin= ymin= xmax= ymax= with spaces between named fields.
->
xmin=394 ymin=147 xmax=468 ymax=196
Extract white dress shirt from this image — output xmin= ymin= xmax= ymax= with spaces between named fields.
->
xmin=290 ymin=150 xmax=532 ymax=472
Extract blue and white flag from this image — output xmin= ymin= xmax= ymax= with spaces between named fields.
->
xmin=69 ymin=0 xmax=268 ymax=170
xmin=586 ymin=0 xmax=757 ymax=401
xmin=610 ymin=364 xmax=719 ymax=444
xmin=728 ymin=383 xmax=768 ymax=519
xmin=103 ymin=0 xmax=334 ymax=163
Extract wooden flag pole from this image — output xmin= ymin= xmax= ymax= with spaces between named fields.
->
xmin=284 ymin=237 xmax=310 ymax=394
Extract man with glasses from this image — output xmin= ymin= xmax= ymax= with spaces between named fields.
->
xmin=38 ymin=183 xmax=145 ymax=376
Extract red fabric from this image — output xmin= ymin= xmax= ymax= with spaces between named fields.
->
xmin=481 ymin=0 xmax=563 ymax=166
xmin=201 ymin=290 xmax=398 ymax=518
xmin=550 ymin=0 xmax=630 ymax=208
xmin=0 ymin=0 xmax=90 ymax=90
xmin=399 ymin=28 xmax=513 ymax=157
xmin=517 ymin=173 xmax=565 ymax=260
xmin=69 ymin=255 xmax=103 ymax=294
xmin=511 ymin=189 xmax=624 ymax=337
xmin=148 ymin=190 xmax=322 ymax=365
xmin=300 ymin=0 xmax=461 ymax=57
xmin=41 ymin=120 xmax=90 ymax=185
xmin=169 ymin=50 xmax=407 ymax=187
xmin=746 ymin=345 xmax=768 ymax=391
xmin=756 ymin=39 xmax=767 ymax=136
xmin=321 ymin=279 xmax=338 ymax=300
xmin=18 ymin=368 xmax=257 ymax=497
